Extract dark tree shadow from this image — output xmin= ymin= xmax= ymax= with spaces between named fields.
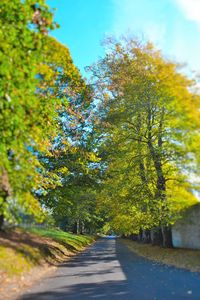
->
xmin=20 ymin=238 xmax=200 ymax=300
xmin=0 ymin=230 xmax=77 ymax=266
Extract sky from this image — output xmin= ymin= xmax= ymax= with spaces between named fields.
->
xmin=47 ymin=0 xmax=200 ymax=76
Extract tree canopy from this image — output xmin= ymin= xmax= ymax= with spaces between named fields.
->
xmin=89 ymin=38 xmax=200 ymax=246
xmin=0 ymin=2 xmax=199 ymax=248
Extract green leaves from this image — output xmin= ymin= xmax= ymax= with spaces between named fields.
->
xmin=91 ymin=37 xmax=200 ymax=235
xmin=0 ymin=0 xmax=82 ymax=226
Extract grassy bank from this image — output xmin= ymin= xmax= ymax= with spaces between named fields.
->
xmin=122 ymin=239 xmax=200 ymax=272
xmin=0 ymin=227 xmax=95 ymax=279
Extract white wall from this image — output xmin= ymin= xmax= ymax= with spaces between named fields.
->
xmin=172 ymin=204 xmax=200 ymax=250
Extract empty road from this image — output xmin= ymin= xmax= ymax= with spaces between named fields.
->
xmin=21 ymin=237 xmax=200 ymax=300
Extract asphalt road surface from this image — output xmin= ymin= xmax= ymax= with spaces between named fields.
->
xmin=21 ymin=237 xmax=200 ymax=300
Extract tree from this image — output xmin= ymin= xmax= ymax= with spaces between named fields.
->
xmin=37 ymin=93 xmax=103 ymax=233
xmin=90 ymin=37 xmax=200 ymax=246
xmin=0 ymin=1 xmax=89 ymax=229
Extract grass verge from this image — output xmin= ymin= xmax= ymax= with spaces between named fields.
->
xmin=121 ymin=239 xmax=200 ymax=272
xmin=0 ymin=227 xmax=95 ymax=279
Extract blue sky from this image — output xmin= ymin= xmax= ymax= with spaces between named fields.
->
xmin=47 ymin=0 xmax=200 ymax=76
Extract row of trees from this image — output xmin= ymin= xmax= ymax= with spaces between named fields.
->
xmin=90 ymin=38 xmax=200 ymax=247
xmin=0 ymin=2 xmax=199 ymax=246
xmin=0 ymin=0 xmax=101 ymax=233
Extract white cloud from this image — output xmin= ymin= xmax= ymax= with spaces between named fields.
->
xmin=145 ymin=23 xmax=166 ymax=47
xmin=175 ymin=0 xmax=200 ymax=26
xmin=111 ymin=0 xmax=166 ymax=45
xmin=110 ymin=0 xmax=200 ymax=72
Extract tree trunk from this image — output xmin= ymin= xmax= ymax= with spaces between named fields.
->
xmin=0 ymin=214 xmax=4 ymax=231
xmin=0 ymin=169 xmax=11 ymax=231
xmin=151 ymin=227 xmax=163 ymax=246
xmin=76 ymin=219 xmax=80 ymax=234
xmin=138 ymin=228 xmax=143 ymax=242
xmin=144 ymin=229 xmax=151 ymax=243
xmin=147 ymin=106 xmax=173 ymax=248
xmin=72 ymin=222 xmax=77 ymax=234
xmin=130 ymin=233 xmax=138 ymax=241
xmin=0 ymin=195 xmax=7 ymax=231
xmin=80 ymin=221 xmax=84 ymax=235
xmin=161 ymin=225 xmax=173 ymax=248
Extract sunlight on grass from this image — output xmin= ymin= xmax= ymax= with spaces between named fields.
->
xmin=0 ymin=246 xmax=35 ymax=276
xmin=27 ymin=228 xmax=95 ymax=251
xmin=0 ymin=228 xmax=95 ymax=278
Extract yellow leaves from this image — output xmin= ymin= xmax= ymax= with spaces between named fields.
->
xmin=37 ymin=63 xmax=53 ymax=78
xmin=56 ymin=166 xmax=69 ymax=175
xmin=87 ymin=152 xmax=101 ymax=163
xmin=118 ymin=190 xmax=128 ymax=198
xmin=110 ymin=207 xmax=152 ymax=234
xmin=17 ymin=191 xmax=44 ymax=222
xmin=40 ymin=171 xmax=62 ymax=190
xmin=71 ymin=146 xmax=78 ymax=154
xmin=93 ymin=36 xmax=200 ymax=235
xmin=167 ymin=181 xmax=198 ymax=214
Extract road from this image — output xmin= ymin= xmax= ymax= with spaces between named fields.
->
xmin=21 ymin=237 xmax=200 ymax=300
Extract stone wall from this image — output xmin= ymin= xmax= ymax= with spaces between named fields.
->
xmin=172 ymin=204 xmax=200 ymax=250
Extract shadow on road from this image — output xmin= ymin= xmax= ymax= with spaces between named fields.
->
xmin=21 ymin=238 xmax=200 ymax=300
xmin=21 ymin=281 xmax=131 ymax=300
